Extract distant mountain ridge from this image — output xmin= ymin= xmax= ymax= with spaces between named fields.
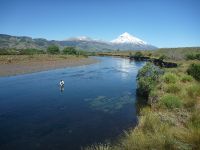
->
xmin=0 ymin=33 xmax=157 ymax=51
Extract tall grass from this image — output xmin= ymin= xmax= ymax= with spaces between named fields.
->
xmin=160 ymin=94 xmax=182 ymax=109
xmin=164 ymin=83 xmax=181 ymax=94
xmin=163 ymin=73 xmax=178 ymax=84
xmin=181 ymin=74 xmax=193 ymax=83
xmin=187 ymin=84 xmax=200 ymax=98
xmin=84 ymin=144 xmax=112 ymax=150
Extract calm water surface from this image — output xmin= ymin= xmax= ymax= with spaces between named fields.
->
xmin=0 ymin=57 xmax=144 ymax=150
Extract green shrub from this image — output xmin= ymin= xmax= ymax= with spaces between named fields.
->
xmin=134 ymin=51 xmax=144 ymax=57
xmin=160 ymin=94 xmax=182 ymax=109
xmin=159 ymin=54 xmax=167 ymax=60
xmin=187 ymin=84 xmax=200 ymax=98
xmin=184 ymin=84 xmax=200 ymax=108
xmin=47 ymin=45 xmax=60 ymax=54
xmin=133 ymin=51 xmax=144 ymax=58
xmin=187 ymin=63 xmax=200 ymax=81
xmin=163 ymin=73 xmax=177 ymax=84
xmin=196 ymin=53 xmax=200 ymax=60
xmin=147 ymin=52 xmax=152 ymax=57
xmin=185 ymin=53 xmax=200 ymax=60
xmin=137 ymin=63 xmax=164 ymax=97
xmin=165 ymin=84 xmax=181 ymax=94
xmin=185 ymin=53 xmax=196 ymax=60
xmin=181 ymin=75 xmax=193 ymax=83
xmin=63 ymin=47 xmax=77 ymax=55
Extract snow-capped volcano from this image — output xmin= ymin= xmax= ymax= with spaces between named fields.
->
xmin=111 ymin=32 xmax=147 ymax=45
xmin=60 ymin=32 xmax=157 ymax=51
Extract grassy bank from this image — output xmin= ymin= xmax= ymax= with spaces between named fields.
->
xmin=0 ymin=54 xmax=97 ymax=76
xmin=86 ymin=48 xmax=200 ymax=150
xmin=0 ymin=54 xmax=88 ymax=64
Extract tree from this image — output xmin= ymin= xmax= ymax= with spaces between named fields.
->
xmin=63 ymin=47 xmax=77 ymax=55
xmin=47 ymin=45 xmax=60 ymax=54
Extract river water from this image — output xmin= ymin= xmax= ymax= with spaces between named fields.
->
xmin=0 ymin=56 xmax=144 ymax=150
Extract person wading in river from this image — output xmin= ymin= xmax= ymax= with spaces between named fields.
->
xmin=60 ymin=80 xmax=64 ymax=87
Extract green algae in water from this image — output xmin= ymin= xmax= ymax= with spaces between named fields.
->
xmin=85 ymin=92 xmax=135 ymax=114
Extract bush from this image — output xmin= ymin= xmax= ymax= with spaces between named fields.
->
xmin=185 ymin=53 xmax=200 ymax=60
xmin=147 ymin=52 xmax=152 ymax=57
xmin=159 ymin=54 xmax=167 ymax=60
xmin=186 ymin=53 xmax=196 ymax=60
xmin=181 ymin=75 xmax=193 ymax=83
xmin=196 ymin=53 xmax=200 ymax=60
xmin=163 ymin=73 xmax=177 ymax=84
xmin=137 ymin=63 xmax=164 ymax=97
xmin=47 ymin=45 xmax=60 ymax=54
xmin=187 ymin=84 xmax=200 ymax=98
xmin=187 ymin=63 xmax=200 ymax=81
xmin=160 ymin=94 xmax=182 ymax=109
xmin=134 ymin=51 xmax=144 ymax=57
xmin=63 ymin=47 xmax=77 ymax=55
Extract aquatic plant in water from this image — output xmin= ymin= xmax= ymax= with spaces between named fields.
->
xmin=85 ymin=92 xmax=135 ymax=114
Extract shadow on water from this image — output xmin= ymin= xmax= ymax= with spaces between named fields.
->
xmin=135 ymin=94 xmax=148 ymax=115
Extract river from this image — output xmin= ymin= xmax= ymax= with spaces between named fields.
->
xmin=0 ymin=56 xmax=144 ymax=150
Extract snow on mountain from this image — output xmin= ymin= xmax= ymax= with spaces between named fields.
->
xmin=62 ymin=32 xmax=157 ymax=51
xmin=111 ymin=32 xmax=147 ymax=45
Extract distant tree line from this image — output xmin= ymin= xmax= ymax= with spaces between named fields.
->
xmin=0 ymin=45 xmax=93 ymax=56
xmin=0 ymin=48 xmax=45 ymax=55
xmin=46 ymin=45 xmax=90 ymax=56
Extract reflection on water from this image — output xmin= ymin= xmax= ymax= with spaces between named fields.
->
xmin=60 ymin=86 xmax=64 ymax=92
xmin=0 ymin=56 xmax=144 ymax=150
xmin=117 ymin=59 xmax=131 ymax=79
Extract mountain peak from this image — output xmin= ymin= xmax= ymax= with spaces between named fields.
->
xmin=111 ymin=32 xmax=147 ymax=45
xmin=120 ymin=32 xmax=131 ymax=37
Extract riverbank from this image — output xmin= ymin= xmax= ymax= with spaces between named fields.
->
xmin=86 ymin=49 xmax=200 ymax=150
xmin=0 ymin=55 xmax=98 ymax=76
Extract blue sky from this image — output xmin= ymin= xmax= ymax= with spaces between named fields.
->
xmin=0 ymin=0 xmax=199 ymax=47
